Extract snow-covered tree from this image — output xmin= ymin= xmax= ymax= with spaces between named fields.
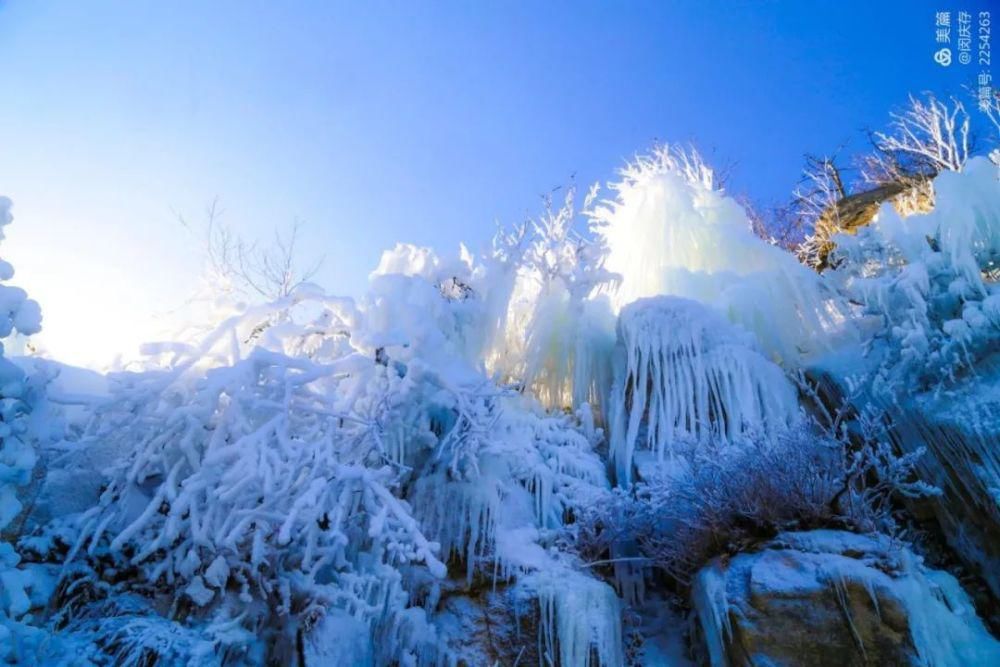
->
xmin=486 ymin=184 xmax=617 ymax=411
xmin=865 ymin=94 xmax=971 ymax=185
xmin=0 ymin=196 xmax=47 ymax=662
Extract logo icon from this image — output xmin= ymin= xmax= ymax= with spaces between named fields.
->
xmin=934 ymin=48 xmax=952 ymax=66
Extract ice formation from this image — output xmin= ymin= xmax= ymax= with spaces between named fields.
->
xmin=607 ymin=296 xmax=798 ymax=483
xmin=591 ymin=146 xmax=846 ymax=364
xmin=827 ymin=156 xmax=1000 ymax=391
xmin=9 ymin=237 xmax=622 ymax=664
xmin=533 ymin=569 xmax=624 ymax=667
xmin=482 ymin=188 xmax=618 ymax=413
xmin=6 ymin=148 xmax=1000 ymax=666
xmin=817 ymin=156 xmax=1000 ymax=601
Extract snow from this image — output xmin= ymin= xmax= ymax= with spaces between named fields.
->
xmin=302 ymin=609 xmax=374 ymax=666
xmin=6 ymin=240 xmax=616 ymax=663
xmin=0 ymin=195 xmax=51 ymax=664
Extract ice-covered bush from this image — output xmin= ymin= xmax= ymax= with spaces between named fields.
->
xmin=577 ymin=413 xmax=938 ymax=585
xmin=367 ymin=189 xmax=617 ymax=417
xmin=43 ymin=295 xmax=451 ymax=663
xmin=22 ymin=255 xmax=619 ymax=664
xmin=469 ymin=186 xmax=617 ymax=413
xmin=504 ymin=186 xmax=617 ymax=411
xmin=827 ymin=157 xmax=1000 ymax=393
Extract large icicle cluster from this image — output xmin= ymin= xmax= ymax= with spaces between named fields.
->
xmin=591 ymin=146 xmax=846 ymax=364
xmin=498 ymin=187 xmax=617 ymax=412
xmin=532 ymin=569 xmax=624 ymax=667
xmin=607 ymin=296 xmax=798 ymax=483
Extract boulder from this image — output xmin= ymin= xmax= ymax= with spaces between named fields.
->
xmin=692 ymin=530 xmax=1000 ymax=666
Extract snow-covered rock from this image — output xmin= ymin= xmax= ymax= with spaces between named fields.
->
xmin=432 ymin=585 xmax=542 ymax=666
xmin=692 ymin=530 xmax=1000 ymax=667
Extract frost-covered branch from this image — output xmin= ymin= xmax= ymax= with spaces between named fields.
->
xmin=863 ymin=93 xmax=971 ymax=186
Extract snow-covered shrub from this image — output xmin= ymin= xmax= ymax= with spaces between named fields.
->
xmin=48 ymin=298 xmax=451 ymax=663
xmin=827 ymin=157 xmax=1000 ymax=393
xmin=0 ymin=196 xmax=48 ymax=661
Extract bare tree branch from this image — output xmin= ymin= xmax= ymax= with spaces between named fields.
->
xmin=178 ymin=200 xmax=324 ymax=301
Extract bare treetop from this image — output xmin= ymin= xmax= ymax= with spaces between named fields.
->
xmin=177 ymin=197 xmax=324 ymax=301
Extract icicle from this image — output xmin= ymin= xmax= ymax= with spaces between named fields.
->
xmin=691 ymin=562 xmax=732 ymax=667
xmin=894 ymin=540 xmax=1000 ymax=665
xmin=608 ymin=296 xmax=798 ymax=483
xmin=533 ymin=570 xmax=624 ymax=667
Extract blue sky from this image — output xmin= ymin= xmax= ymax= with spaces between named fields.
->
xmin=0 ymin=0 xmax=982 ymax=366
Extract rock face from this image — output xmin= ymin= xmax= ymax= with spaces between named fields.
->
xmin=883 ymin=363 xmax=1000 ymax=603
xmin=691 ymin=530 xmax=1000 ymax=667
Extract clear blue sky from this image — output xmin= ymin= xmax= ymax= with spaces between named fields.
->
xmin=0 ymin=0 xmax=982 ymax=366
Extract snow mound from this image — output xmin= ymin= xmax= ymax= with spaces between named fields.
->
xmin=0 ymin=196 xmax=51 ymax=663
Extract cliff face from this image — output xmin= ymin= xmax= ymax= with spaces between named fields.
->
xmin=884 ymin=368 xmax=1000 ymax=602
xmin=691 ymin=531 xmax=1000 ymax=667
xmin=806 ymin=352 xmax=1000 ymax=620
